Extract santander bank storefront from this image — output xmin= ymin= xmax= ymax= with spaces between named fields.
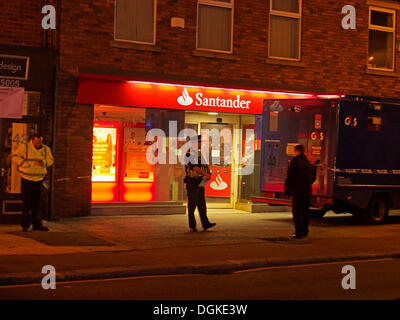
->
xmin=77 ymin=73 xmax=315 ymax=214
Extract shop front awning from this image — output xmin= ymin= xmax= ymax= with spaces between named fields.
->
xmin=77 ymin=73 xmax=332 ymax=115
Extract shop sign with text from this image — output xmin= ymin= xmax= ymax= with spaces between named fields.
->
xmin=77 ymin=78 xmax=315 ymax=115
xmin=0 ymin=55 xmax=30 ymax=80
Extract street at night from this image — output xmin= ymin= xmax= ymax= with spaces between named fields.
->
xmin=0 ymin=210 xmax=400 ymax=302
xmin=1 ymin=258 xmax=400 ymax=300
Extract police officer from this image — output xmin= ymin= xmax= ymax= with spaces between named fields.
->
xmin=284 ymin=144 xmax=313 ymax=239
xmin=12 ymin=133 xmax=54 ymax=232
xmin=184 ymin=135 xmax=216 ymax=232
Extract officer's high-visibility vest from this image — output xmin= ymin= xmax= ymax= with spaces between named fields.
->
xmin=12 ymin=141 xmax=54 ymax=182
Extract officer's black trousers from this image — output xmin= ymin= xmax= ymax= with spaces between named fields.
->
xmin=187 ymin=186 xmax=210 ymax=229
xmin=291 ymin=195 xmax=310 ymax=237
xmin=21 ymin=178 xmax=43 ymax=229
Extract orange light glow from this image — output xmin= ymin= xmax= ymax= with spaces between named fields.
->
xmin=133 ymin=83 xmax=153 ymax=89
xmin=122 ymin=182 xmax=155 ymax=202
xmin=92 ymin=182 xmax=118 ymax=202
xmin=205 ymin=89 xmax=225 ymax=95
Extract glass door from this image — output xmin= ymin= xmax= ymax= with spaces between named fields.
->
xmin=0 ymin=119 xmax=38 ymax=215
xmin=200 ymin=122 xmax=234 ymax=208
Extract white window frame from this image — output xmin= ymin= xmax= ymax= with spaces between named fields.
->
xmin=114 ymin=0 xmax=157 ymax=45
xmin=368 ymin=6 xmax=396 ymax=72
xmin=268 ymin=0 xmax=302 ymax=61
xmin=196 ymin=0 xmax=234 ymax=54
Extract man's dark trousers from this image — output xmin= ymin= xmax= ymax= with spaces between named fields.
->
xmin=292 ymin=195 xmax=310 ymax=237
xmin=21 ymin=178 xmax=43 ymax=229
xmin=187 ymin=185 xmax=210 ymax=229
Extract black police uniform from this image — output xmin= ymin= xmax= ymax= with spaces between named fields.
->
xmin=184 ymin=150 xmax=215 ymax=231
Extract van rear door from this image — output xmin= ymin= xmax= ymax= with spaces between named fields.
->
xmin=257 ymin=99 xmax=338 ymax=206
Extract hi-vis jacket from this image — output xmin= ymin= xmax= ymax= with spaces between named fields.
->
xmin=12 ymin=141 xmax=54 ymax=182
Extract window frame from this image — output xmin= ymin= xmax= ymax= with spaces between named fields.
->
xmin=114 ymin=0 xmax=157 ymax=45
xmin=196 ymin=0 xmax=234 ymax=54
xmin=268 ymin=0 xmax=302 ymax=61
xmin=368 ymin=6 xmax=396 ymax=72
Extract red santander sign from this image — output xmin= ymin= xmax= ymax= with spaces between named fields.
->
xmin=77 ymin=76 xmax=314 ymax=115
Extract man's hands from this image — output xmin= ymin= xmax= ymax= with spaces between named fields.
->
xmin=193 ymin=167 xmax=212 ymax=180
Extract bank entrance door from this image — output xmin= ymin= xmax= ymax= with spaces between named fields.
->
xmin=0 ymin=119 xmax=38 ymax=217
xmin=185 ymin=111 xmax=241 ymax=209
xmin=200 ymin=122 xmax=234 ymax=208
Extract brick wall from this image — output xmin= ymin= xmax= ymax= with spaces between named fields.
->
xmin=47 ymin=0 xmax=400 ymax=217
xmin=0 ymin=0 xmax=57 ymax=49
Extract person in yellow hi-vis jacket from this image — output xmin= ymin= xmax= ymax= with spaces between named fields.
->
xmin=12 ymin=133 xmax=54 ymax=232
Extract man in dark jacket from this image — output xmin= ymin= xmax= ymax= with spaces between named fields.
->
xmin=184 ymin=135 xmax=216 ymax=232
xmin=284 ymin=144 xmax=314 ymax=239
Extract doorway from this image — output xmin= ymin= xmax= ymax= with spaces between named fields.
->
xmin=0 ymin=119 xmax=38 ymax=216
xmin=184 ymin=111 xmax=241 ymax=208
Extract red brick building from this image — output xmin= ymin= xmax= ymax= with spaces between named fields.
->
xmin=1 ymin=0 xmax=400 ymax=219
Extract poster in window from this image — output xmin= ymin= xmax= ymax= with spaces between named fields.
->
xmin=92 ymin=126 xmax=117 ymax=182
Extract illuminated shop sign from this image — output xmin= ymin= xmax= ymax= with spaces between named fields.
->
xmin=77 ymin=76 xmax=316 ymax=115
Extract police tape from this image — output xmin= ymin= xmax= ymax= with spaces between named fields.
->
xmin=52 ymin=176 xmax=91 ymax=183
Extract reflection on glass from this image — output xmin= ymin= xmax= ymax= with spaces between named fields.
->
xmin=2 ymin=122 xmax=37 ymax=194
xmin=368 ymin=30 xmax=393 ymax=70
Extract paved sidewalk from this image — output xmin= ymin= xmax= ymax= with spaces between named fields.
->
xmin=0 ymin=209 xmax=400 ymax=286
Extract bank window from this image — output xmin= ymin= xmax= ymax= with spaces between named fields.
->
xmin=368 ymin=7 xmax=395 ymax=71
xmin=197 ymin=0 xmax=234 ymax=53
xmin=115 ymin=0 xmax=156 ymax=44
xmin=268 ymin=0 xmax=302 ymax=60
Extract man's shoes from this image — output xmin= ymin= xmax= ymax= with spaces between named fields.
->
xmin=203 ymin=222 xmax=216 ymax=231
xmin=290 ymin=233 xmax=303 ymax=239
xmin=189 ymin=228 xmax=197 ymax=233
xmin=22 ymin=227 xmax=29 ymax=232
xmin=32 ymin=226 xmax=49 ymax=232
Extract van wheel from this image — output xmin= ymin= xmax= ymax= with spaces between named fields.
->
xmin=309 ymin=209 xmax=326 ymax=219
xmin=363 ymin=196 xmax=389 ymax=225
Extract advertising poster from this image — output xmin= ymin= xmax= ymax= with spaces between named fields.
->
xmin=92 ymin=125 xmax=117 ymax=182
xmin=123 ymin=125 xmax=154 ymax=182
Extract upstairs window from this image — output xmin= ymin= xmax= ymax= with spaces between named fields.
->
xmin=368 ymin=7 xmax=395 ymax=71
xmin=197 ymin=0 xmax=234 ymax=53
xmin=115 ymin=0 xmax=156 ymax=44
xmin=269 ymin=0 xmax=302 ymax=60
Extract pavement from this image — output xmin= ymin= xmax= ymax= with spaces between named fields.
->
xmin=0 ymin=208 xmax=400 ymax=286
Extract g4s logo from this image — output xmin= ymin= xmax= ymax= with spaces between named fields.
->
xmin=311 ymin=131 xmax=324 ymax=141
xmin=344 ymin=116 xmax=358 ymax=127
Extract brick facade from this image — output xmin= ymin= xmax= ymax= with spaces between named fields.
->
xmin=2 ymin=1 xmax=400 ymax=218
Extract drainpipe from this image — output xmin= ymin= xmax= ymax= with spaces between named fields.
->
xmin=49 ymin=0 xmax=61 ymax=221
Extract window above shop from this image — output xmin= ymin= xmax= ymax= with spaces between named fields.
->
xmin=114 ymin=0 xmax=156 ymax=45
xmin=196 ymin=0 xmax=234 ymax=53
xmin=268 ymin=0 xmax=302 ymax=61
xmin=368 ymin=6 xmax=396 ymax=72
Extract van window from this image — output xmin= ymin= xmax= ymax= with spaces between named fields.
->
xmin=367 ymin=116 xmax=382 ymax=131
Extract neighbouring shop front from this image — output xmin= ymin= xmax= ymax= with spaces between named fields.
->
xmin=0 ymin=45 xmax=56 ymax=221
xmin=77 ymin=73 xmax=317 ymax=214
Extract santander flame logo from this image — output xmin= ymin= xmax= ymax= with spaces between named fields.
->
xmin=210 ymin=174 xmax=228 ymax=191
xmin=177 ymin=88 xmax=193 ymax=106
